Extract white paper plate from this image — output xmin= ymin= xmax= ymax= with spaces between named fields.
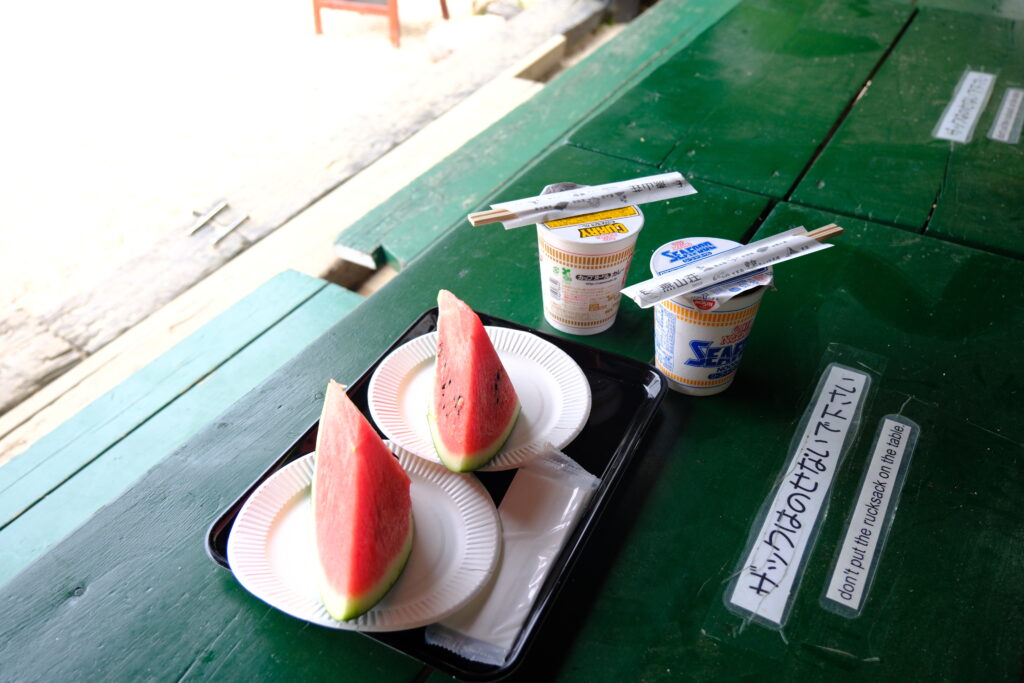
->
xmin=227 ymin=444 xmax=500 ymax=631
xmin=368 ymin=326 xmax=592 ymax=471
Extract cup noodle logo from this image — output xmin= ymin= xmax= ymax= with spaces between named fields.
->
xmin=692 ymin=298 xmax=716 ymax=310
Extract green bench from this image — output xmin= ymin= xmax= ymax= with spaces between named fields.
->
xmin=0 ymin=270 xmax=363 ymax=587
xmin=333 ymin=0 xmax=743 ymax=271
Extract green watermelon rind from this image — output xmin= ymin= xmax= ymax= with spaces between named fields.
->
xmin=426 ymin=401 xmax=521 ymax=473
xmin=313 ymin=505 xmax=415 ymax=622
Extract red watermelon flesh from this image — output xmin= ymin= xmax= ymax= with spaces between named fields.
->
xmin=428 ymin=290 xmax=520 ymax=472
xmin=313 ymin=379 xmax=414 ymax=621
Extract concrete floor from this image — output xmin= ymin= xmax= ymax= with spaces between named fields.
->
xmin=0 ymin=0 xmax=608 ymax=417
xmin=0 ymin=0 xmax=478 ymax=318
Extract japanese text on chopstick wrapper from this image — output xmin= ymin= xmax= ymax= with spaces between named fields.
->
xmin=727 ymin=364 xmax=870 ymax=628
xmin=492 ymin=172 xmax=696 ymax=229
xmin=622 ymin=228 xmax=831 ymax=309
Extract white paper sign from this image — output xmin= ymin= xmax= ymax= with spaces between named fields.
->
xmin=727 ymin=364 xmax=870 ymax=627
xmin=933 ymin=70 xmax=996 ymax=143
xmin=988 ymin=87 xmax=1024 ymax=144
xmin=490 ymin=172 xmax=697 ymax=229
xmin=824 ymin=417 xmax=916 ymax=613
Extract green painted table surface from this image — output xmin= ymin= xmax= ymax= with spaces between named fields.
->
xmin=915 ymin=0 xmax=1024 ymax=21
xmin=792 ymin=8 xmax=1024 ymax=259
xmin=568 ymin=0 xmax=915 ymax=197
xmin=1 ymin=139 xmax=1021 ymax=681
xmin=336 ymin=0 xmax=1022 ymax=276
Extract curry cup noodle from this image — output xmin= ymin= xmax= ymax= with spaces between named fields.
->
xmin=536 ymin=183 xmax=644 ymax=336
xmin=650 ymin=237 xmax=773 ymax=396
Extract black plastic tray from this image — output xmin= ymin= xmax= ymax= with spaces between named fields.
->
xmin=206 ymin=308 xmax=666 ymax=681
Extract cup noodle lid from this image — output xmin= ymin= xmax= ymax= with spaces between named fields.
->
xmin=539 ymin=204 xmax=644 ymax=254
xmin=650 ymin=237 xmax=773 ymax=311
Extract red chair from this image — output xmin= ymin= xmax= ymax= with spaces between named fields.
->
xmin=313 ymin=0 xmax=449 ymax=48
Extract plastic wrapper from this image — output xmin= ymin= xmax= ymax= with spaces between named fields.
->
xmin=425 ymin=449 xmax=599 ymax=665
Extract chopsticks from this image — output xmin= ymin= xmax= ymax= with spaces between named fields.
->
xmin=807 ymin=223 xmax=844 ymax=241
xmin=468 ymin=208 xmax=516 ymax=227
xmin=620 ymin=223 xmax=846 ymax=309
xmin=466 ymin=172 xmax=698 ymax=229
xmin=471 ymin=215 xmax=843 ymax=238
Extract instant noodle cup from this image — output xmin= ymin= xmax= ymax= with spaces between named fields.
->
xmin=649 ymin=237 xmax=773 ymax=395
xmin=536 ymin=183 xmax=643 ymax=335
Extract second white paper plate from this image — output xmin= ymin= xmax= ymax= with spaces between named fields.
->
xmin=368 ymin=326 xmax=591 ymax=470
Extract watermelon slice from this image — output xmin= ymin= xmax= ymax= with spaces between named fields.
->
xmin=312 ymin=380 xmax=414 ymax=621
xmin=427 ymin=290 xmax=521 ymax=472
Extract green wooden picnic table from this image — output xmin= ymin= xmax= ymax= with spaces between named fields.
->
xmin=792 ymin=7 xmax=1024 ymax=259
xmin=1 ymin=0 xmax=1021 ymax=680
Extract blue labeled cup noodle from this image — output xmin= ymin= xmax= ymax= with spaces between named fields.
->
xmin=649 ymin=237 xmax=773 ymax=395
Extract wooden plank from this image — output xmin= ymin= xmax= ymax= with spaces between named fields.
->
xmin=915 ymin=0 xmax=1024 ymax=19
xmin=793 ymin=8 xmax=1024 ymax=259
xmin=513 ymin=34 xmax=568 ymax=82
xmin=569 ymin=0 xmax=914 ymax=196
xmin=0 ymin=270 xmax=330 ymax=528
xmin=0 ymin=283 xmax=362 ymax=587
xmin=338 ymin=0 xmax=744 ymax=270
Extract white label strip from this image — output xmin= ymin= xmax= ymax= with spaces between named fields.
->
xmin=621 ymin=227 xmax=831 ymax=309
xmin=727 ymin=364 xmax=870 ymax=627
xmin=823 ymin=417 xmax=916 ymax=614
xmin=933 ymin=70 xmax=996 ymax=143
xmin=491 ymin=172 xmax=697 ymax=229
xmin=988 ymin=87 xmax=1024 ymax=144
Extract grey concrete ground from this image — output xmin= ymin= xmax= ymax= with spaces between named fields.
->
xmin=0 ymin=0 xmax=607 ymax=415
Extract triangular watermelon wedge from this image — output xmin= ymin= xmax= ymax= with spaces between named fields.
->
xmin=427 ymin=290 xmax=521 ymax=472
xmin=312 ymin=380 xmax=414 ymax=621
